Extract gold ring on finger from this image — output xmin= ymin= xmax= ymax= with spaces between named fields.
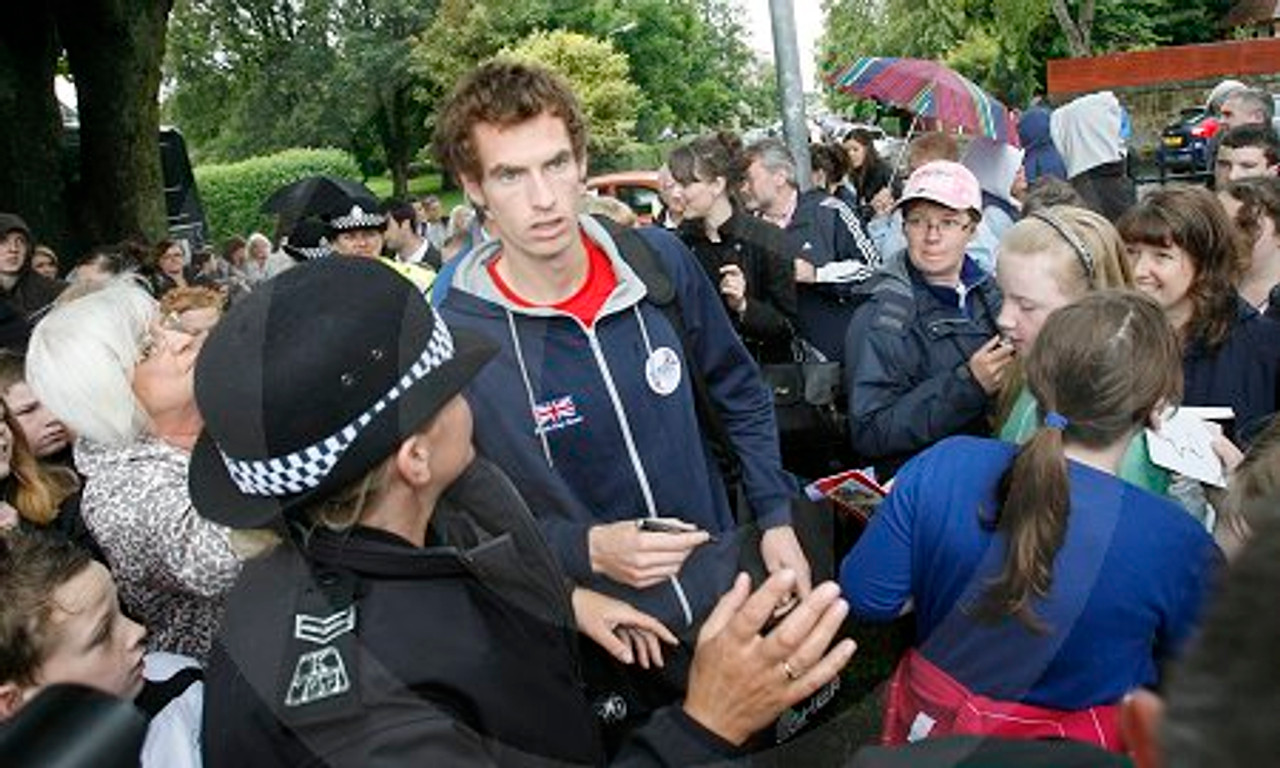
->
xmin=782 ymin=660 xmax=801 ymax=681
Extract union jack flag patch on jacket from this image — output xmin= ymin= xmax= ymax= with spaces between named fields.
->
xmin=533 ymin=395 xmax=584 ymax=435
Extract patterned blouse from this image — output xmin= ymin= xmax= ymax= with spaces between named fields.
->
xmin=76 ymin=435 xmax=242 ymax=660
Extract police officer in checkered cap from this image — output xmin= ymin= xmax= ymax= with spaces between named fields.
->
xmin=189 ymin=255 xmax=855 ymax=766
xmin=319 ymin=188 xmax=387 ymax=259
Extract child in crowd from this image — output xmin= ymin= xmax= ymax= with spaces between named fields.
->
xmin=0 ymin=530 xmax=201 ymax=767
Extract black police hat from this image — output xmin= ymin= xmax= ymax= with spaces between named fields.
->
xmin=188 ymin=257 xmax=496 ymax=528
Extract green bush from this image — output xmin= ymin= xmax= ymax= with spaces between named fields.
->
xmin=195 ymin=148 xmax=360 ymax=243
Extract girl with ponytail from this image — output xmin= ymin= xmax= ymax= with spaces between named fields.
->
xmin=840 ymin=290 xmax=1221 ymax=751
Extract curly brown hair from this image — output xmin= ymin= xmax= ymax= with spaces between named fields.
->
xmin=433 ymin=60 xmax=588 ymax=184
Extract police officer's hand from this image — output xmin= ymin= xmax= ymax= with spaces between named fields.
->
xmin=967 ymin=335 xmax=1016 ymax=394
xmin=588 ymin=519 xmax=711 ymax=589
xmin=571 ymin=588 xmax=678 ymax=669
xmin=719 ymin=264 xmax=748 ymax=314
xmin=682 ymin=571 xmax=857 ymax=746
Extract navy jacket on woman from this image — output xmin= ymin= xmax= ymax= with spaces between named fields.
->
xmin=844 ymin=250 xmax=1001 ymax=478
xmin=1183 ymin=297 xmax=1280 ymax=443
xmin=678 ymin=206 xmax=797 ymax=363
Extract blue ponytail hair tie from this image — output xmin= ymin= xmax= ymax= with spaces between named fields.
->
xmin=1044 ymin=411 xmax=1069 ymax=431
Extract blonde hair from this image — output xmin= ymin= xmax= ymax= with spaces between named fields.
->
xmin=998 ymin=205 xmax=1132 ymax=296
xmin=996 ymin=206 xmax=1135 ymax=428
xmin=231 ymin=459 xmax=394 ymax=560
xmin=582 ymin=195 xmax=638 ymax=228
xmin=26 ymin=278 xmax=157 ymax=445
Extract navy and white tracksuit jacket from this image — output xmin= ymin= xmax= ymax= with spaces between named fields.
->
xmin=438 ymin=215 xmax=795 ymax=632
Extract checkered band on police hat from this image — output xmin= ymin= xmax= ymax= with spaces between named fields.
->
xmin=328 ymin=204 xmax=386 ymax=231
xmin=292 ymin=244 xmax=332 ymax=260
xmin=218 ymin=305 xmax=456 ymax=497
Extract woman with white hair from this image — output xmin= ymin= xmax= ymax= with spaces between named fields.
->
xmin=25 ymin=278 xmax=239 ymax=660
xmin=241 ymin=232 xmax=291 ymax=285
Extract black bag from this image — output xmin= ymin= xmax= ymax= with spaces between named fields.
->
xmin=761 ymin=337 xmax=845 ymax=445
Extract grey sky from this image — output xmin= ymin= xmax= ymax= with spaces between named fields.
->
xmin=743 ymin=1 xmax=823 ymax=91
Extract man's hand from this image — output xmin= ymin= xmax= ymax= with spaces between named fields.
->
xmin=760 ymin=525 xmax=812 ymax=598
xmin=571 ymin=588 xmax=679 ymax=669
xmin=588 ymin=519 xmax=710 ymax=589
xmin=682 ymin=571 xmax=857 ymax=746
xmin=719 ymin=264 xmax=748 ymax=314
xmin=794 ymin=258 xmax=817 ymax=284
xmin=967 ymin=335 xmax=1016 ymax=395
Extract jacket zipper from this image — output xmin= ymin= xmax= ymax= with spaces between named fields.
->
xmin=583 ymin=326 xmax=696 ymax=628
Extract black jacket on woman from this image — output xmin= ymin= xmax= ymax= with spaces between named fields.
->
xmin=847 ymin=159 xmax=893 ymax=224
xmin=1183 ymin=297 xmax=1280 ymax=444
xmin=202 ymin=459 xmax=741 ymax=767
xmin=678 ymin=207 xmax=797 ymax=363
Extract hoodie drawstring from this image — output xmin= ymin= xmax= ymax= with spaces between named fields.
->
xmin=505 ymin=309 xmax=555 ymax=468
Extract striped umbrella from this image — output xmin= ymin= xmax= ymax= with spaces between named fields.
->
xmin=827 ymin=56 xmax=1019 ymax=146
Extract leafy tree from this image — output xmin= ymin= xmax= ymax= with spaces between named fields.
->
xmin=821 ymin=0 xmax=1243 ymax=113
xmin=166 ymin=0 xmax=438 ymax=195
xmin=499 ymin=30 xmax=643 ymax=165
xmin=164 ymin=0 xmax=350 ymax=163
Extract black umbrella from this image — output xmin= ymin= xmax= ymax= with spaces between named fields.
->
xmin=260 ymin=175 xmax=380 ymax=223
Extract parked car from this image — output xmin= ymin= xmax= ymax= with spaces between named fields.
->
xmin=1156 ymin=107 xmax=1220 ymax=179
xmin=586 ymin=171 xmax=661 ymax=225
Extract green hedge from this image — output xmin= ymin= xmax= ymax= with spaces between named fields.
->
xmin=195 ymin=148 xmax=360 ymax=244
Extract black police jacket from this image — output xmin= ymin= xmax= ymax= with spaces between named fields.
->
xmin=202 ymin=458 xmax=739 ymax=767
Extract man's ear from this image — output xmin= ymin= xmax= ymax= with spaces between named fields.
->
xmin=459 ymin=174 xmax=487 ymax=213
xmin=0 ymin=682 xmax=27 ymax=720
xmin=393 ymin=432 xmax=433 ymax=488
xmin=1121 ymin=689 xmax=1165 ymax=768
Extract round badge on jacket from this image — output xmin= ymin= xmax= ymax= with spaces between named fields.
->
xmin=645 ymin=347 xmax=682 ymax=396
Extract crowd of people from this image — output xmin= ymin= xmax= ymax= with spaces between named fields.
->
xmin=0 ymin=63 xmax=1278 ymax=767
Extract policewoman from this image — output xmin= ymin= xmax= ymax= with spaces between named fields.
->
xmin=190 ymin=257 xmax=856 ymax=766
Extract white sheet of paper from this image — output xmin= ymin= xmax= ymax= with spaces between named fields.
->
xmin=1146 ymin=408 xmax=1230 ymax=488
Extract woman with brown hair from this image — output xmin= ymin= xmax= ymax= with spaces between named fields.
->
xmin=1119 ymin=184 xmax=1280 ymax=443
xmin=667 ymin=132 xmax=797 ymax=363
xmin=841 ymin=290 xmax=1220 ymax=751
xmin=0 ymin=397 xmax=85 ymax=547
xmin=841 ymin=127 xmax=892 ymax=223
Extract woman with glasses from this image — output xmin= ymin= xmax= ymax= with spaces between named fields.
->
xmin=666 ymin=132 xmax=797 ymax=364
xmin=844 ymin=161 xmax=1007 ymax=478
xmin=24 ymin=279 xmax=239 ymax=660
